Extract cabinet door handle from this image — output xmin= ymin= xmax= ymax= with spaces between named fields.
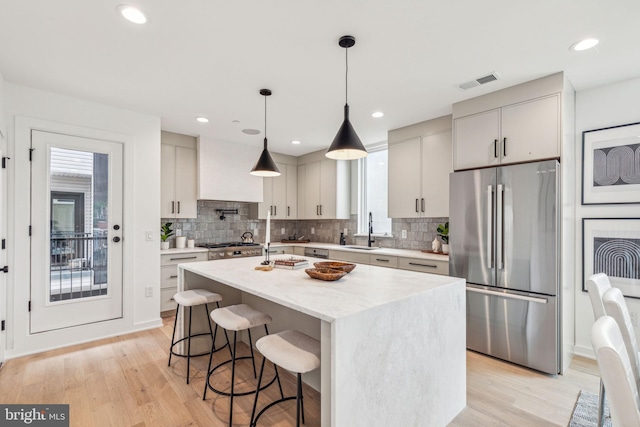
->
xmin=494 ymin=139 xmax=498 ymax=158
xmin=503 ymin=137 xmax=507 ymax=157
xmin=316 ymin=205 xmax=319 ymax=215
xmin=169 ymin=275 xmax=178 ymax=278
xmin=409 ymin=262 xmax=437 ymax=268
xmin=274 ymin=206 xmax=277 ymax=216
xmin=320 ymin=205 xmax=322 ymax=215
xmin=376 ymin=258 xmax=390 ymax=262
xmin=171 ymin=201 xmax=175 ymax=214
xmin=415 ymin=199 xmax=419 ymax=213
xmin=421 ymin=198 xmax=425 ymax=212
xmin=287 ymin=206 xmax=290 ymax=216
xmin=169 ymin=256 xmax=198 ymax=261
xmin=177 ymin=201 xmax=180 ymax=214
xmin=170 ymin=297 xmax=175 ymax=301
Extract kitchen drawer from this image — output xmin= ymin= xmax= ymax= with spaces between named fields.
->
xmin=161 ymin=265 xmax=179 ymax=289
xmin=369 ymin=254 xmax=398 ymax=268
xmin=293 ymin=247 xmax=306 ymax=256
xmin=398 ymin=257 xmax=448 ymax=275
xmin=329 ymin=250 xmax=369 ymax=264
xmin=161 ymin=252 xmax=207 ymax=266
xmin=161 ymin=287 xmax=178 ymax=312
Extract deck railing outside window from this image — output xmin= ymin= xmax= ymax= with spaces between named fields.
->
xmin=50 ymin=230 xmax=108 ymax=301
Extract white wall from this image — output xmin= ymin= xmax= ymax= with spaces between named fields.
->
xmin=3 ymin=83 xmax=162 ymax=357
xmin=574 ymin=76 xmax=640 ymax=357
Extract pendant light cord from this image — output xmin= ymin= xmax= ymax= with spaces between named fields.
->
xmin=345 ymin=46 xmax=349 ymax=104
xmin=264 ymin=94 xmax=267 ymax=141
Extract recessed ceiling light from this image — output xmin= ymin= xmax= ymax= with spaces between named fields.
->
xmin=372 ymin=112 xmax=384 ymax=118
xmin=117 ymin=5 xmax=147 ymax=24
xmin=242 ymin=129 xmax=260 ymax=135
xmin=291 ymin=140 xmax=302 ymax=145
xmin=196 ymin=117 xmax=209 ymax=123
xmin=570 ymin=38 xmax=599 ymax=51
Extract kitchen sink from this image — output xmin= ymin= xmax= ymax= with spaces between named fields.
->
xmin=346 ymin=246 xmax=379 ymax=251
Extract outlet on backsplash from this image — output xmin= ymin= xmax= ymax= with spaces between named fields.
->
xmin=311 ymin=227 xmax=315 ymax=234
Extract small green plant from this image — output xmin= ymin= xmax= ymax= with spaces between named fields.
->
xmin=437 ymin=222 xmax=449 ymax=244
xmin=161 ymin=222 xmax=174 ymax=242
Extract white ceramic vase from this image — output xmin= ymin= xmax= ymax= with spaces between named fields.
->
xmin=160 ymin=241 xmax=170 ymax=250
xmin=176 ymin=236 xmax=186 ymax=249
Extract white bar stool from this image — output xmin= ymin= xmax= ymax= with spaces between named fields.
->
xmin=203 ymin=303 xmax=282 ymax=427
xmin=250 ymin=330 xmax=321 ymax=427
xmin=168 ymin=289 xmax=229 ymax=384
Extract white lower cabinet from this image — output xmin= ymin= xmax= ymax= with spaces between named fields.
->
xmin=329 ymin=250 xmax=369 ymax=264
xmin=397 ymin=257 xmax=448 ymax=275
xmin=160 ymin=251 xmax=208 ymax=312
xmin=369 ymin=254 xmax=398 ymax=268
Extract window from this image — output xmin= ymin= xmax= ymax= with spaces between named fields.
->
xmin=358 ymin=145 xmax=392 ymax=235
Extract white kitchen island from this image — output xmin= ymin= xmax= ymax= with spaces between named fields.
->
xmin=178 ymin=256 xmax=466 ymax=427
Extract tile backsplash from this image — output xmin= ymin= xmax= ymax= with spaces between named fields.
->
xmin=162 ymin=200 xmax=447 ymax=251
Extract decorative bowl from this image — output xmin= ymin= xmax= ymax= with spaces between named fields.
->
xmin=313 ymin=262 xmax=356 ymax=273
xmin=305 ymin=267 xmax=348 ymax=281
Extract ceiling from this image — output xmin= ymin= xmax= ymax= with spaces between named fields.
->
xmin=1 ymin=1 xmax=639 ymax=157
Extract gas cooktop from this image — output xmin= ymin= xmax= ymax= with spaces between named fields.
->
xmin=197 ymin=242 xmax=261 ymax=249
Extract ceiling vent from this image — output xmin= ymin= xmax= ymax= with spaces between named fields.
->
xmin=458 ymin=72 xmax=499 ymax=90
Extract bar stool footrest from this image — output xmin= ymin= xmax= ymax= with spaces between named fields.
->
xmin=205 ymin=356 xmax=278 ymax=397
xmin=251 ymin=395 xmax=298 ymax=427
xmin=170 ymin=332 xmax=228 ymax=359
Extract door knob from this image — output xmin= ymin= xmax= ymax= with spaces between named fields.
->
xmin=112 ymin=236 xmax=121 ymax=243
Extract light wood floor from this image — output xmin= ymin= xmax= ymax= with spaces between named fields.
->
xmin=0 ymin=316 xmax=600 ymax=426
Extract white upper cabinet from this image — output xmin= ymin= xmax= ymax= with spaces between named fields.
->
xmin=197 ymin=136 xmax=263 ymax=202
xmin=388 ymin=137 xmax=422 ymax=218
xmin=453 ymin=73 xmax=563 ymax=171
xmin=453 ymin=109 xmax=500 ymax=170
xmin=161 ymin=132 xmax=197 ymax=219
xmin=297 ymin=150 xmax=350 ymax=220
xmin=250 ymin=155 xmax=298 ymax=220
xmin=388 ymin=116 xmax=452 ymax=219
xmin=500 ymin=95 xmax=560 ymax=163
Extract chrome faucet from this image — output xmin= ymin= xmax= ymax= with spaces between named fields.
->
xmin=368 ymin=212 xmax=375 ymax=247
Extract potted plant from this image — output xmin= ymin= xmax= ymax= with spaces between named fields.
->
xmin=437 ymin=222 xmax=449 ymax=254
xmin=161 ymin=222 xmax=173 ymax=250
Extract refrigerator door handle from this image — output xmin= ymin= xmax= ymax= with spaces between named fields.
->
xmin=467 ymin=287 xmax=548 ymax=304
xmin=487 ymin=185 xmax=493 ymax=269
xmin=496 ymin=184 xmax=504 ymax=270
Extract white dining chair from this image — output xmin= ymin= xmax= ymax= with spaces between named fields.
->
xmin=591 ymin=316 xmax=640 ymax=427
xmin=587 ymin=272 xmax=612 ymax=427
xmin=603 ymin=286 xmax=640 ymax=387
xmin=587 ymin=273 xmax=612 ymax=319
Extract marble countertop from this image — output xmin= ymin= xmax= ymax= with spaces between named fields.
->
xmin=267 ymin=242 xmax=449 ymax=261
xmin=160 ymin=247 xmax=209 ymax=255
xmin=180 ymin=256 xmax=463 ymax=323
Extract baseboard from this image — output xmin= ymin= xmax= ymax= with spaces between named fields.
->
xmin=6 ymin=318 xmax=163 ymax=360
xmin=574 ymin=344 xmax=595 ymax=360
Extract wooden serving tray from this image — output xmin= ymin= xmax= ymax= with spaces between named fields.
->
xmin=281 ymin=239 xmax=311 ymax=243
xmin=421 ymin=249 xmax=448 ymax=255
xmin=313 ymin=261 xmax=356 ymax=273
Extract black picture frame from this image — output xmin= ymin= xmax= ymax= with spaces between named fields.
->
xmin=581 ymin=121 xmax=640 ymax=205
xmin=582 ymin=218 xmax=640 ymax=299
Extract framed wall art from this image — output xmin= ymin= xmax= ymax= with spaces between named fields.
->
xmin=582 ymin=218 xmax=640 ymax=298
xmin=582 ymin=121 xmax=640 ymax=205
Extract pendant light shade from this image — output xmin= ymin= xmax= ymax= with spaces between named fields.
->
xmin=326 ymin=35 xmax=368 ymax=160
xmin=251 ymin=89 xmax=281 ymax=177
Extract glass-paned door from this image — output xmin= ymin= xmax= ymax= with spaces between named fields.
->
xmin=30 ymin=130 xmax=123 ymax=333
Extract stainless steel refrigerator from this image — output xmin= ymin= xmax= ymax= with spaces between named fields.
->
xmin=449 ymin=159 xmax=560 ymax=374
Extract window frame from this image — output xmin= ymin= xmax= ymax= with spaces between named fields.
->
xmin=357 ymin=142 xmax=392 ymax=236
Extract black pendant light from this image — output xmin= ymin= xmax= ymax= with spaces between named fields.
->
xmin=326 ymin=35 xmax=368 ymax=160
xmin=250 ymin=88 xmax=281 ymax=177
